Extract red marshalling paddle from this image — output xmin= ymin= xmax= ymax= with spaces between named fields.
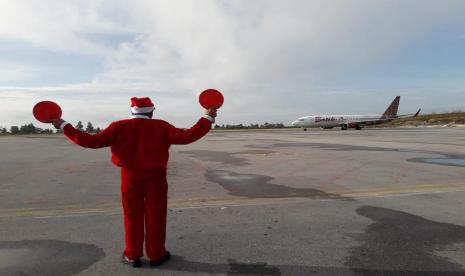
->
xmin=199 ymin=89 xmax=224 ymax=109
xmin=33 ymin=101 xmax=62 ymax=123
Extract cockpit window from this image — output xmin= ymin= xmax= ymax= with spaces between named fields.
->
xmin=298 ymin=118 xmax=305 ymax=121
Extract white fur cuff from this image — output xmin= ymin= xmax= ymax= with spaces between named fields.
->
xmin=203 ymin=115 xmax=214 ymax=122
xmin=60 ymin=121 xmax=70 ymax=130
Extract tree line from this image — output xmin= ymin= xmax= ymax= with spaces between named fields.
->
xmin=213 ymin=122 xmax=288 ymax=129
xmin=0 ymin=121 xmax=101 ymax=135
xmin=1 ymin=121 xmax=292 ymax=135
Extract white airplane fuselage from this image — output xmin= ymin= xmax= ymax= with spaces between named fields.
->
xmin=291 ymin=114 xmax=385 ymax=129
xmin=290 ymin=96 xmax=419 ymax=131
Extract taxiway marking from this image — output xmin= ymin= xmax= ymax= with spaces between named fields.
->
xmin=1 ymin=182 xmax=464 ymax=219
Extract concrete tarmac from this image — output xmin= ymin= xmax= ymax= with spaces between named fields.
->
xmin=1 ymin=127 xmax=465 ymax=275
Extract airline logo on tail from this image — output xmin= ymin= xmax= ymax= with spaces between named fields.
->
xmin=381 ymin=96 xmax=400 ymax=119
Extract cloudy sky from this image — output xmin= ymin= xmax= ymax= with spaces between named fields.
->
xmin=1 ymin=0 xmax=465 ymax=129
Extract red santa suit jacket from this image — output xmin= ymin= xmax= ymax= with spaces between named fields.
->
xmin=61 ymin=116 xmax=212 ymax=170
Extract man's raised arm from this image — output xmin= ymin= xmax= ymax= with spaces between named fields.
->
xmin=168 ymin=108 xmax=217 ymax=145
xmin=52 ymin=119 xmax=117 ymax=149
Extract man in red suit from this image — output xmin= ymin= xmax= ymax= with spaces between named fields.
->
xmin=51 ymin=97 xmax=217 ymax=268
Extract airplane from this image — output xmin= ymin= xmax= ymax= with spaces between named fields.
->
xmin=291 ymin=96 xmax=421 ymax=131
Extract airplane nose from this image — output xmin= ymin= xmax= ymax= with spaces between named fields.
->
xmin=291 ymin=121 xmax=297 ymax=126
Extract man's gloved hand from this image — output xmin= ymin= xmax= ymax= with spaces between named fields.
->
xmin=206 ymin=108 xmax=217 ymax=118
xmin=51 ymin=119 xmax=65 ymax=129
xmin=205 ymin=108 xmax=218 ymax=124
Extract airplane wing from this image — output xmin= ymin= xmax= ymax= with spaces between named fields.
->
xmin=353 ymin=118 xmax=393 ymax=126
xmin=397 ymin=108 xmax=421 ymax=118
xmin=347 ymin=108 xmax=421 ymax=127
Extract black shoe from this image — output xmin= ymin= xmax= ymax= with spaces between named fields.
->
xmin=150 ymin=251 xmax=171 ymax=267
xmin=121 ymin=255 xmax=142 ymax=268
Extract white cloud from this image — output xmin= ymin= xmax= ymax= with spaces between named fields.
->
xmin=0 ymin=0 xmax=135 ymax=56
xmin=0 ymin=61 xmax=36 ymax=82
xmin=1 ymin=0 xmax=465 ymax=127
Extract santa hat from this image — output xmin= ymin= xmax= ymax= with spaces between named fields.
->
xmin=130 ymin=97 xmax=155 ymax=113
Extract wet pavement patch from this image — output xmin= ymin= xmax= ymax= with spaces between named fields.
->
xmin=205 ymin=169 xmax=350 ymax=200
xmin=345 ymin=206 xmax=465 ymax=275
xmin=408 ymin=155 xmax=465 ymax=167
xmin=227 ymin=259 xmax=281 ymax=275
xmin=151 ymin=254 xmax=435 ymax=275
xmin=180 ymin=150 xmax=251 ymax=166
xmin=237 ymin=149 xmax=276 ymax=155
xmin=0 ymin=240 xmax=105 ymax=276
xmin=139 ymin=255 xmax=282 ymax=275
xmin=247 ymin=142 xmax=400 ymax=152
xmin=150 ymin=255 xmax=350 ymax=275
xmin=180 ymin=150 xmax=276 ymax=166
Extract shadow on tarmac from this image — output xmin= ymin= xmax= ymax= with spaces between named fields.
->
xmin=345 ymin=206 xmax=465 ymax=275
xmin=246 ymin=142 xmax=401 ymax=152
xmin=3 ymin=210 xmax=465 ymax=275
xmin=156 ymin=206 xmax=465 ymax=275
xmin=180 ymin=150 xmax=276 ymax=166
xmin=408 ymin=155 xmax=465 ymax=167
xmin=147 ymin=255 xmax=465 ymax=275
xmin=205 ymin=169 xmax=352 ymax=201
xmin=184 ymin=143 xmax=465 ymax=169
xmin=0 ymin=240 xmax=104 ymax=276
xmin=181 ymin=150 xmax=252 ymax=166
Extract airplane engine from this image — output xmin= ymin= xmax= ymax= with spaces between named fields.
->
xmin=348 ymin=123 xmax=362 ymax=130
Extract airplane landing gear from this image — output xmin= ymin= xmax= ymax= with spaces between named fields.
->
xmin=341 ymin=124 xmax=348 ymax=130
xmin=303 ymin=128 xmax=307 ymax=131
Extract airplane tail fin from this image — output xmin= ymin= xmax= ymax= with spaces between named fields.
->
xmin=382 ymin=96 xmax=400 ymax=119
xmin=413 ymin=108 xmax=421 ymax=118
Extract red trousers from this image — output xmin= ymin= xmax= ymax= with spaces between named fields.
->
xmin=120 ymin=167 xmax=168 ymax=260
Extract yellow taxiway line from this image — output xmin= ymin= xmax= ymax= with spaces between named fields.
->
xmin=1 ymin=182 xmax=465 ymax=219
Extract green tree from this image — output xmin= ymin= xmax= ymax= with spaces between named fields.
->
xmin=261 ymin=122 xmax=270 ymax=128
xmin=19 ymin=123 xmax=39 ymax=134
xmin=10 ymin=126 xmax=19 ymax=134
xmin=1 ymin=127 xmax=7 ymax=134
xmin=86 ymin=121 xmax=95 ymax=133
xmin=76 ymin=121 xmax=84 ymax=131
xmin=95 ymin=127 xmax=101 ymax=133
